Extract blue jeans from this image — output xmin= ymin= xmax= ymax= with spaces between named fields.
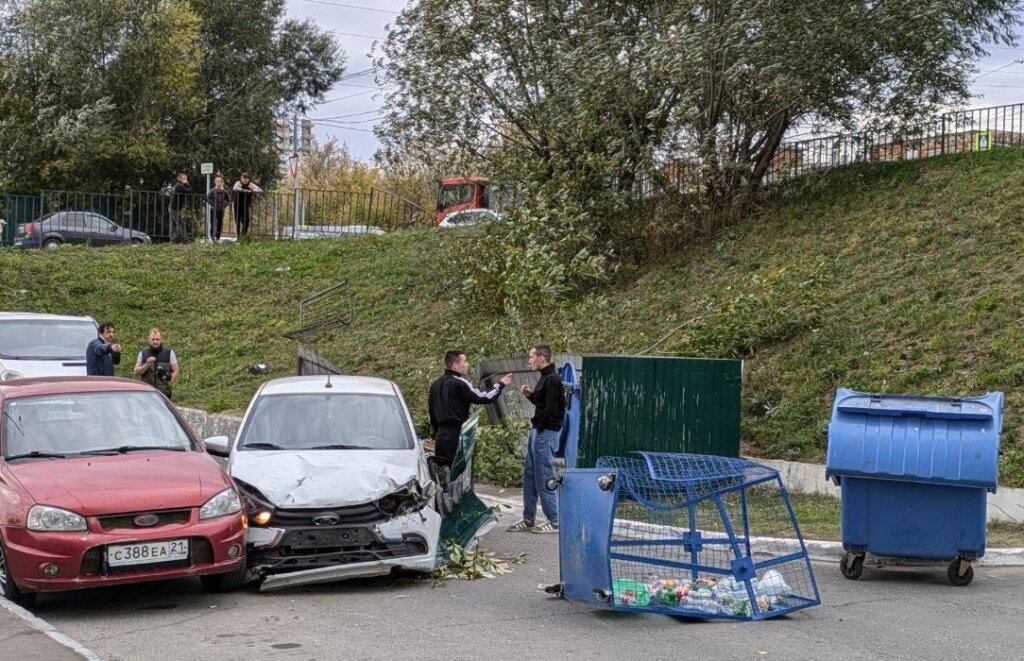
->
xmin=522 ymin=428 xmax=559 ymax=524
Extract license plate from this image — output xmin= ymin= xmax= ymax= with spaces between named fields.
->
xmin=106 ymin=539 xmax=189 ymax=567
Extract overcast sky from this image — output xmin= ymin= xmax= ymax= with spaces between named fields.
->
xmin=285 ymin=0 xmax=1024 ymax=162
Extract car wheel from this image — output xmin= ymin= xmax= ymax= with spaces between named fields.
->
xmin=200 ymin=561 xmax=249 ymax=593
xmin=129 ymin=238 xmax=146 ymax=246
xmin=0 ymin=537 xmax=37 ymax=607
xmin=42 ymin=238 xmax=62 ymax=250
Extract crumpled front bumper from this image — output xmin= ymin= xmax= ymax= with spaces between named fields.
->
xmin=247 ymin=507 xmax=441 ymax=591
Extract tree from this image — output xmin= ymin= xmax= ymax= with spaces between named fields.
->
xmin=378 ymin=0 xmax=1019 ymax=220
xmin=0 ymin=0 xmax=344 ymax=191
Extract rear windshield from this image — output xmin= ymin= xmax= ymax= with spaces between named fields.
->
xmin=238 ymin=393 xmax=414 ymax=451
xmin=2 ymin=391 xmax=193 ymax=458
xmin=0 ymin=319 xmax=97 ymax=360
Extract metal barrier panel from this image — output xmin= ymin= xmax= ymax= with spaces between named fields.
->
xmin=577 ymin=356 xmax=742 ymax=468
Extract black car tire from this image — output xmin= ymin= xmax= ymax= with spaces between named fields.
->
xmin=0 ymin=536 xmax=37 ymax=607
xmin=42 ymin=238 xmax=62 ymax=249
xmin=130 ymin=238 xmax=146 ymax=245
xmin=200 ymin=561 xmax=249 ymax=592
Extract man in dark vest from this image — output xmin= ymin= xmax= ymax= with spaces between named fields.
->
xmin=133 ymin=328 xmax=180 ymax=399
xmin=232 ymin=172 xmax=263 ymax=238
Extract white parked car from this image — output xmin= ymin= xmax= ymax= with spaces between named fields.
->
xmin=204 ymin=375 xmax=439 ymax=591
xmin=437 ymin=209 xmax=502 ymax=229
xmin=0 ymin=312 xmax=97 ymax=381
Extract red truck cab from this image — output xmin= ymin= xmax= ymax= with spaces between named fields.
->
xmin=436 ymin=177 xmax=490 ymax=225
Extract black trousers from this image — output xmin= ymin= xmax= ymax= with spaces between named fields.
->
xmin=213 ymin=208 xmax=225 ymax=240
xmin=236 ymin=204 xmax=251 ymax=236
xmin=434 ymin=427 xmax=462 ymax=466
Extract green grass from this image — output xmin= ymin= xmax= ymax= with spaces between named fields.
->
xmin=4 ymin=148 xmax=1024 ymax=484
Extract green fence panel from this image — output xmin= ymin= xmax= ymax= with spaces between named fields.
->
xmin=577 ymin=355 xmax=742 ymax=468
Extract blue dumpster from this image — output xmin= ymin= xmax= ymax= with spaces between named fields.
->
xmin=826 ymin=388 xmax=1004 ymax=586
xmin=548 ymin=452 xmax=821 ymax=620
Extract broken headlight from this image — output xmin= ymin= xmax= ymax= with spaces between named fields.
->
xmin=374 ymin=480 xmax=431 ymax=517
xmin=234 ymin=479 xmax=276 ymax=526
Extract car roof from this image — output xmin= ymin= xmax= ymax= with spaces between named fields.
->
xmin=257 ymin=375 xmax=399 ymax=397
xmin=0 ymin=312 xmax=96 ymax=323
xmin=0 ymin=377 xmax=155 ymax=400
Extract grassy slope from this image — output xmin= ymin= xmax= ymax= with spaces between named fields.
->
xmin=4 ymin=148 xmax=1024 ymax=483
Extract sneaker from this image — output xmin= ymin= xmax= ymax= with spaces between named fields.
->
xmin=531 ymin=521 xmax=559 ymax=534
xmin=507 ymin=519 xmax=535 ymax=532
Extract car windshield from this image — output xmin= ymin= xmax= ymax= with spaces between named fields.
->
xmin=238 ymin=393 xmax=413 ymax=451
xmin=0 ymin=319 xmax=97 ymax=360
xmin=2 ymin=392 xmax=193 ymax=459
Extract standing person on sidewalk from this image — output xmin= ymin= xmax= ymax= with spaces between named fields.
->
xmin=508 ymin=344 xmax=565 ymax=534
xmin=428 ymin=350 xmax=513 ymax=468
xmin=232 ymin=173 xmax=263 ymax=238
xmin=206 ymin=176 xmax=230 ymax=241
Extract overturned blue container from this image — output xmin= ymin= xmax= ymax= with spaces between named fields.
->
xmin=826 ymin=388 xmax=1004 ymax=586
xmin=549 ymin=452 xmax=821 ymax=620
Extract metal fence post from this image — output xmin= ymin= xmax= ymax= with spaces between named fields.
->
xmin=273 ymin=192 xmax=280 ymax=239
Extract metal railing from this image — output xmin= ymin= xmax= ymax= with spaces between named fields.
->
xmin=0 ymin=186 xmax=429 ymax=246
xmin=629 ymin=102 xmax=1024 ymax=197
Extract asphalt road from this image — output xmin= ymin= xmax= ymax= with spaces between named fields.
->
xmin=37 ymin=515 xmax=1024 ymax=661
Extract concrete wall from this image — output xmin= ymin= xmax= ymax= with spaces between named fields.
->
xmin=177 ymin=405 xmax=1024 ymax=524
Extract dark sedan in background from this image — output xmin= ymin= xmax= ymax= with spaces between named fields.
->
xmin=13 ymin=211 xmax=151 ymax=249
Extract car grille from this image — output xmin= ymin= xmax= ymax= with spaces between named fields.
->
xmin=270 ymin=502 xmax=388 ymax=526
xmin=96 ymin=509 xmax=191 ymax=531
xmin=79 ymin=538 xmax=213 ymax=576
xmin=256 ymin=530 xmax=429 ymax=571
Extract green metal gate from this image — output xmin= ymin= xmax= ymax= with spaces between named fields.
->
xmin=576 ymin=355 xmax=742 ymax=468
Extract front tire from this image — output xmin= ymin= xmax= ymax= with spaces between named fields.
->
xmin=200 ymin=561 xmax=249 ymax=593
xmin=42 ymin=238 xmax=62 ymax=250
xmin=0 ymin=537 xmax=37 ymax=607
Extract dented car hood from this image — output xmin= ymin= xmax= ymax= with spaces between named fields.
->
xmin=229 ymin=449 xmax=428 ymax=508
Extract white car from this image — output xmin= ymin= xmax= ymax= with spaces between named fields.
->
xmin=204 ymin=375 xmax=439 ymax=591
xmin=0 ymin=312 xmax=97 ymax=381
xmin=437 ymin=209 xmax=502 ymax=229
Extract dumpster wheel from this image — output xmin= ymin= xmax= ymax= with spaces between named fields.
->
xmin=840 ymin=553 xmax=864 ymax=580
xmin=947 ymin=559 xmax=974 ymax=587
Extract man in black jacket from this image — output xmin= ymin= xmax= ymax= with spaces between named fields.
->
xmin=167 ymin=171 xmax=192 ymax=242
xmin=428 ymin=350 xmax=513 ymax=467
xmin=508 ymin=344 xmax=565 ymax=534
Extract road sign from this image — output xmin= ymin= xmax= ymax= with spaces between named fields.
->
xmin=200 ymin=162 xmax=214 ymax=175
xmin=288 ymin=154 xmax=301 ymax=180
xmin=975 ymin=130 xmax=992 ymax=152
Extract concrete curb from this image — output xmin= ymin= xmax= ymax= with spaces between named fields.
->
xmin=0 ymin=598 xmax=103 ymax=661
xmin=477 ymin=492 xmax=1024 ymax=567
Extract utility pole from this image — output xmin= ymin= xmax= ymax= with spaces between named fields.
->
xmin=292 ymin=112 xmax=301 ymax=238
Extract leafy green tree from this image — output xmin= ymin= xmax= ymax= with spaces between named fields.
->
xmin=0 ymin=0 xmax=344 ymax=191
xmin=378 ymin=0 xmax=1019 ymax=314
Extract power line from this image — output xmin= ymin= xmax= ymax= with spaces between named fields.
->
xmin=975 ymin=58 xmax=1024 ymax=80
xmin=322 ymin=89 xmax=380 ymax=103
xmin=334 ymin=81 xmax=395 ymax=90
xmin=338 ymin=66 xmax=382 ymax=81
xmin=300 ymin=0 xmax=400 ymax=13
xmin=312 ymin=108 xmax=382 ymax=120
xmin=317 ymin=124 xmax=378 ymax=134
xmin=328 ymin=30 xmax=386 ymax=40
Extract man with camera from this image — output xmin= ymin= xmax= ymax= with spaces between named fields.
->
xmin=133 ymin=328 xmax=179 ymax=399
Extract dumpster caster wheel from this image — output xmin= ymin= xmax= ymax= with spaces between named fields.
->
xmin=592 ymin=588 xmax=611 ymax=604
xmin=597 ymin=473 xmax=616 ymax=491
xmin=947 ymin=559 xmax=974 ymax=587
xmin=840 ymin=553 xmax=864 ymax=580
xmin=543 ymin=583 xmax=564 ymax=597
xmin=544 ymin=476 xmax=562 ymax=491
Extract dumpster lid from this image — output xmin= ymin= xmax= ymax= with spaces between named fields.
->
xmin=826 ymin=389 xmax=1003 ymax=491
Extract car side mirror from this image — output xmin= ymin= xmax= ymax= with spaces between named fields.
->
xmin=204 ymin=435 xmax=230 ymax=457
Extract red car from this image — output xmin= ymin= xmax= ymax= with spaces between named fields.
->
xmin=0 ymin=377 xmax=247 ymax=606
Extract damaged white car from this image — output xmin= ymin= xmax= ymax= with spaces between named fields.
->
xmin=204 ymin=375 xmax=439 ymax=591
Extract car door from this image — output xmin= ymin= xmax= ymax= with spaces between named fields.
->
xmin=59 ymin=212 xmax=88 ymax=244
xmin=85 ymin=214 xmax=119 ymax=246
